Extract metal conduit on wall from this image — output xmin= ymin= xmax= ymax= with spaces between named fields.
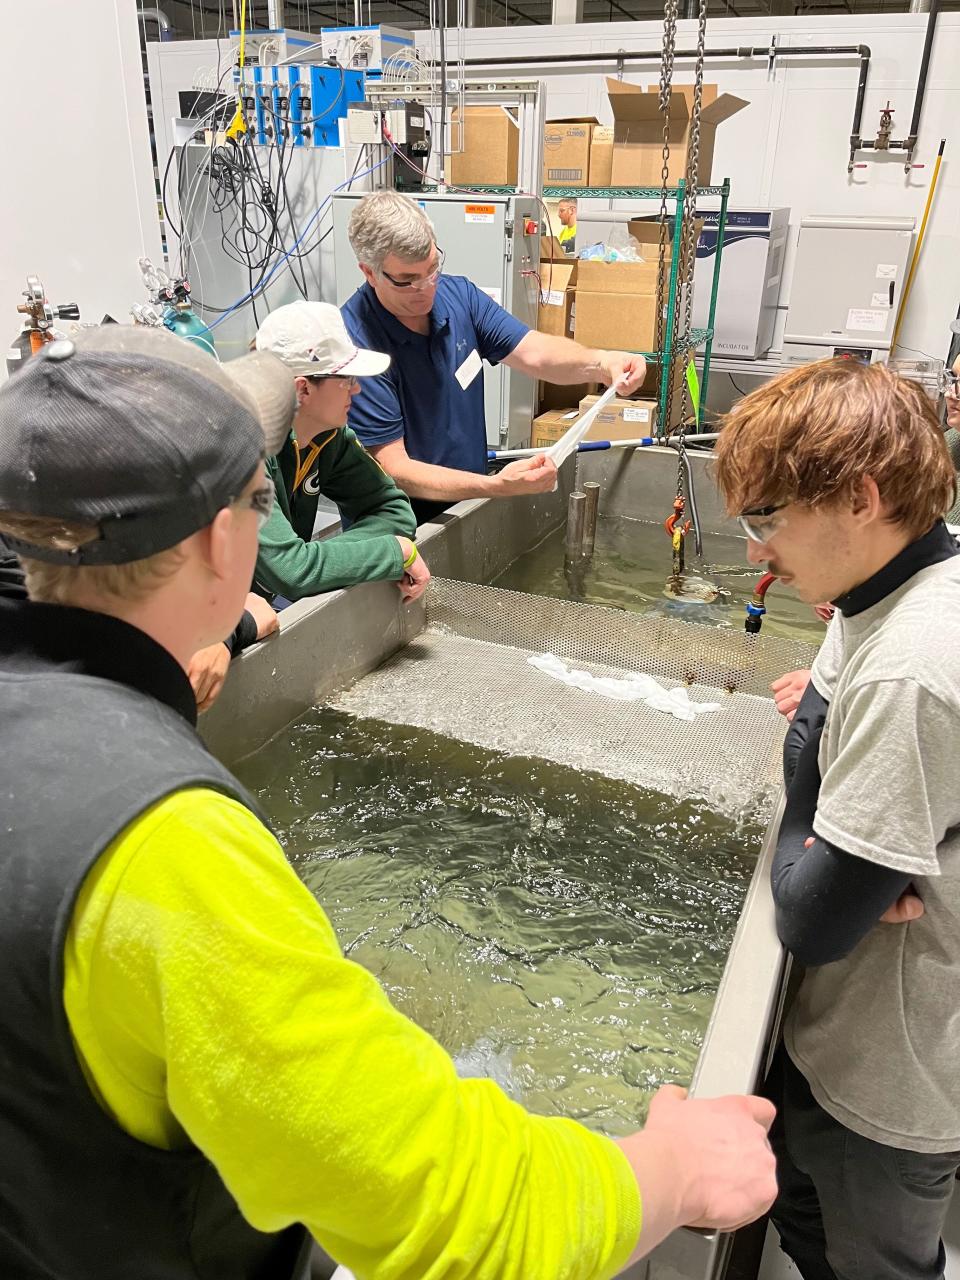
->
xmin=450 ymin=14 xmax=939 ymax=178
xmin=443 ymin=43 xmax=874 ymax=155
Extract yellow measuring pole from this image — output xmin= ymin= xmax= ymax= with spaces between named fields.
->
xmin=238 ymin=0 xmax=248 ymax=68
xmin=891 ymin=138 xmax=946 ymax=357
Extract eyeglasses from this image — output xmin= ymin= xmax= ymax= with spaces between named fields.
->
xmin=306 ymin=374 xmax=360 ymax=388
xmin=380 ymin=248 xmax=445 ymax=292
xmin=234 ymin=477 xmax=275 ymax=531
xmin=738 ymin=502 xmax=788 ymax=545
xmin=943 ymin=370 xmax=959 ymax=395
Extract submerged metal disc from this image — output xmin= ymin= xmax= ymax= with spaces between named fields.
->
xmin=663 ymin=574 xmax=720 ymax=604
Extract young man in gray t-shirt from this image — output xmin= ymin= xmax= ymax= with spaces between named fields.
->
xmin=715 ymin=357 xmax=960 ymax=1280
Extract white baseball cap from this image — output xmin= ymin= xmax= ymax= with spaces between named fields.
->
xmin=255 ymin=301 xmax=390 ymax=379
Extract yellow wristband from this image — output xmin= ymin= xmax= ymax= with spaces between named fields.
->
xmin=402 ymin=545 xmax=419 ymax=570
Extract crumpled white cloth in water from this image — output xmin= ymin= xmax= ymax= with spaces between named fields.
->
xmin=528 ymin=653 xmax=721 ymax=722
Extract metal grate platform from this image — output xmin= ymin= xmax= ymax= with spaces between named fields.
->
xmin=332 ymin=581 xmax=819 ymax=818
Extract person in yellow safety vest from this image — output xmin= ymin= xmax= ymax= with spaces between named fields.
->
xmin=0 ymin=325 xmax=778 ymax=1280
xmin=558 ymin=198 xmax=577 ymax=255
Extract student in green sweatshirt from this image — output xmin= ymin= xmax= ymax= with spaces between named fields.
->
xmin=187 ymin=305 xmax=431 ymax=710
xmin=253 ymin=301 xmax=431 ymax=605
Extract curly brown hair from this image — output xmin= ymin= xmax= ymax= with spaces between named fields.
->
xmin=713 ymin=358 xmax=955 ymax=538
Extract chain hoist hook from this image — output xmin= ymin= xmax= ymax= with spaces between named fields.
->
xmin=664 ymin=495 xmax=691 ymax=576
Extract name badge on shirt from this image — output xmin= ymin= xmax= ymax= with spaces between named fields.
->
xmin=454 ymin=348 xmax=482 ymax=391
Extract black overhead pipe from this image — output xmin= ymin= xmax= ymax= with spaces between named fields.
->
xmin=454 ymin=44 xmax=872 ymax=161
xmin=849 ymin=0 xmax=939 ymax=172
xmin=907 ymin=0 xmax=940 ymax=148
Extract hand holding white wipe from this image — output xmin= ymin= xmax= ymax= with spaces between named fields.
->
xmin=547 ymin=380 xmax=627 ymax=474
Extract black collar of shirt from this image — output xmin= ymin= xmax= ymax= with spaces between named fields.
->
xmin=0 ymin=597 xmax=198 ymax=726
xmin=834 ymin=519 xmax=959 ymax=617
xmin=360 ymin=281 xmax=450 ymax=346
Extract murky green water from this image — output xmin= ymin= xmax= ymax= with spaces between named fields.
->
xmin=237 ymin=708 xmax=763 ymax=1137
xmin=493 ymin=517 xmax=827 ymax=645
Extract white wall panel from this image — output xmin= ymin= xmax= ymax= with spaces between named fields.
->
xmin=432 ymin=13 xmax=960 ymax=363
xmin=1 ymin=0 xmax=161 ymax=364
xmin=140 ymin=14 xmax=960 ymax=368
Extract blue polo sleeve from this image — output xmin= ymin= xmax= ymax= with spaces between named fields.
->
xmin=346 ymin=372 xmax=406 ymax=450
xmin=467 ymin=282 xmax=529 ymax=364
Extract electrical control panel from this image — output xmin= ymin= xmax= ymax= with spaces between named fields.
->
xmin=238 ymin=64 xmax=366 ymax=148
xmin=346 ymin=104 xmax=385 ymax=146
xmin=319 ymin=24 xmax=413 ymax=73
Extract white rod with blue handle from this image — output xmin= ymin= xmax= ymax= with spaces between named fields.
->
xmin=488 ymin=432 xmax=720 ymax=461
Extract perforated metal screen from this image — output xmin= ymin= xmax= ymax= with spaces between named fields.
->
xmin=333 ymin=580 xmax=820 ymax=817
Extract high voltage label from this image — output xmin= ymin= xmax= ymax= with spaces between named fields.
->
xmin=464 ymin=204 xmax=495 ymax=223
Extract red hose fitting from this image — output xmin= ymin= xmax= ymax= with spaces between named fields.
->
xmin=752 ymin=572 xmax=777 ymax=604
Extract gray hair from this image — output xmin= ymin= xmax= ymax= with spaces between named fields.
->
xmin=347 ymin=191 xmax=436 ymax=274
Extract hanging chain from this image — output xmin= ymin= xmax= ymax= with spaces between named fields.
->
xmin=655 ymin=0 xmax=679 ymax=419
xmin=675 ymin=0 xmax=708 ymax=447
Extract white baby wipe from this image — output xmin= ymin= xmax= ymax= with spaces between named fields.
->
xmin=547 ymin=381 xmax=625 ymax=469
xmin=528 ymin=653 xmax=721 ymax=722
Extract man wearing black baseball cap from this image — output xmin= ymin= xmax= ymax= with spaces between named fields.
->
xmin=0 ymin=327 xmax=777 ymax=1279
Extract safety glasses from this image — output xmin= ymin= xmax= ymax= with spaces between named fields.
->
xmin=737 ymin=502 xmax=788 ymax=545
xmin=381 ymin=248 xmax=445 ymax=292
xmin=235 ymin=477 xmax=276 ymax=531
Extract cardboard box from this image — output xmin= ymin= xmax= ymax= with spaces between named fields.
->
xmin=543 ymin=117 xmax=597 ymax=187
xmin=531 ymin=394 xmax=657 ymax=449
xmin=536 ymin=381 xmax=597 ymax=414
xmin=626 ymin=215 xmax=704 ymax=282
xmin=589 ymin=125 xmax=615 ymax=187
xmin=573 ymin=288 xmax=659 ymax=353
xmin=572 ymin=257 xmax=662 ymax=353
xmin=575 ymin=256 xmax=662 ymax=298
xmin=531 ymin=407 xmax=582 ymax=450
xmin=539 ymin=235 xmax=568 ymax=261
xmin=691 ymin=207 xmax=790 ymax=358
xmin=634 ymin=359 xmax=689 ymax=430
xmin=537 ymin=260 xmax=577 ymax=338
xmin=450 ymin=106 xmax=519 ymax=186
xmin=578 ymin=392 xmax=657 ymax=438
xmin=606 ymin=79 xmax=748 ymax=188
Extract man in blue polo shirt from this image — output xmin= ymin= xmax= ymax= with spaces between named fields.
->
xmin=341 ymin=191 xmax=647 ymax=525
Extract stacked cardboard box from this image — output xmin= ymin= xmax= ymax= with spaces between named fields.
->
xmin=531 ymin=392 xmax=658 ymax=450
xmin=572 ymin=260 xmax=659 ymax=353
xmin=536 ymin=380 xmax=598 ymax=415
xmin=571 ymin=221 xmax=674 ymax=353
xmin=605 ymin=79 xmax=748 ymax=187
xmin=589 ymin=126 xmax=615 ymax=186
xmin=577 ymin=392 xmax=657 ymax=438
xmin=536 ymin=260 xmax=577 ymax=339
xmin=571 ymin=217 xmax=705 ymax=365
xmin=542 ymin=120 xmax=620 ymax=189
xmin=535 ymin=251 xmax=589 ymax=413
xmin=449 ymin=106 xmax=519 ymax=186
xmin=531 ymin=407 xmax=582 ymax=450
xmin=542 ymin=118 xmax=596 ymax=187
